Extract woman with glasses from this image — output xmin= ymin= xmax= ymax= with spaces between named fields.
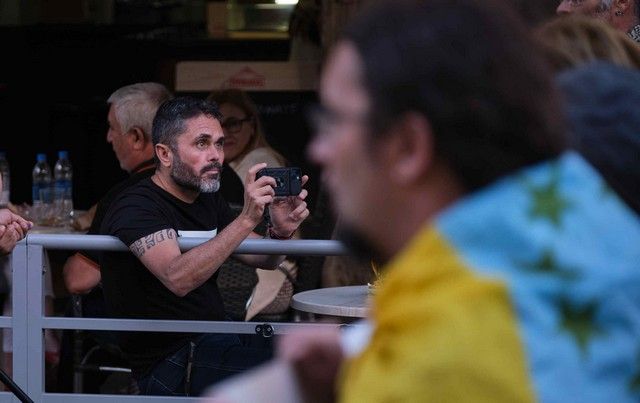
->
xmin=207 ymin=89 xmax=286 ymax=184
xmin=207 ymin=89 xmax=295 ymax=322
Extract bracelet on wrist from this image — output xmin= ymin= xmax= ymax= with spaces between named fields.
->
xmin=268 ymin=226 xmax=294 ymax=240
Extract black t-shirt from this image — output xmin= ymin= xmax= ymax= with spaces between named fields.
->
xmin=82 ymin=166 xmax=155 ymax=263
xmin=77 ymin=166 xmax=155 ymax=320
xmin=218 ymin=163 xmax=244 ymax=208
xmin=100 ymin=177 xmax=234 ymax=377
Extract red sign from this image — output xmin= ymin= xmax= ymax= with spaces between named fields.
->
xmin=223 ymin=66 xmax=266 ymax=89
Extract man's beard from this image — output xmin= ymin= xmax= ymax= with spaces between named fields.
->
xmin=335 ymin=222 xmax=386 ymax=268
xmin=171 ymin=153 xmax=221 ymax=193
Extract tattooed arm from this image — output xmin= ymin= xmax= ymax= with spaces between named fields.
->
xmin=129 ymin=215 xmax=259 ymax=297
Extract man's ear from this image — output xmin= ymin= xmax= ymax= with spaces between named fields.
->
xmin=155 ymin=144 xmax=172 ymax=168
xmin=129 ymin=127 xmax=147 ymax=150
xmin=385 ymin=112 xmax=434 ymax=186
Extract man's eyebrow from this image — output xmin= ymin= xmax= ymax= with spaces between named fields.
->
xmin=194 ymin=133 xmax=212 ymax=141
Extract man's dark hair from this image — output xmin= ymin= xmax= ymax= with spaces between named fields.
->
xmin=152 ymin=96 xmax=223 ymax=151
xmin=342 ymin=0 xmax=567 ymax=191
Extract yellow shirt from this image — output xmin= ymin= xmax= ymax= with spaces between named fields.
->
xmin=339 ymin=226 xmax=536 ymax=403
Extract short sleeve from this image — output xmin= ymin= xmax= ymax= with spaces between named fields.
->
xmin=101 ymin=192 xmax=171 ymax=247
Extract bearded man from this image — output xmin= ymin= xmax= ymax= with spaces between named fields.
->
xmin=100 ymin=96 xmax=309 ymax=396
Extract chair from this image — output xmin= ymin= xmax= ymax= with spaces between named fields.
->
xmin=68 ymin=293 xmax=136 ymax=394
xmin=216 ymin=258 xmax=258 ymax=321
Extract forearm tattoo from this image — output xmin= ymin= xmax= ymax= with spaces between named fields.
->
xmin=130 ymin=229 xmax=176 ymax=258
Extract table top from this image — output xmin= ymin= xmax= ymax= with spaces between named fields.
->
xmin=29 ymin=225 xmax=84 ymax=234
xmin=291 ymin=285 xmax=371 ymax=318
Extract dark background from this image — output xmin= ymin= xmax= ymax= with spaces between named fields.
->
xmin=0 ymin=22 xmax=318 ymax=211
xmin=0 ymin=0 xmax=561 ymax=212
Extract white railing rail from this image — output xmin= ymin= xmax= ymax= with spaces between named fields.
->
xmin=2 ymin=234 xmax=347 ymax=402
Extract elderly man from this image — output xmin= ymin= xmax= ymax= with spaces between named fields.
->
xmin=277 ymin=0 xmax=640 ymax=402
xmin=62 ymin=82 xmax=173 ymax=294
xmin=557 ymin=0 xmax=640 ymax=41
xmin=99 ymin=96 xmax=309 ymax=396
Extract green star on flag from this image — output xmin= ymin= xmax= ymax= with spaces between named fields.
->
xmin=520 ymin=249 xmax=579 ymax=281
xmin=526 ymin=169 xmax=572 ymax=227
xmin=558 ymin=298 xmax=604 ymax=357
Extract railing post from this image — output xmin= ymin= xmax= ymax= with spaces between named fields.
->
xmin=10 ymin=243 xmax=29 ymax=403
xmin=25 ymin=245 xmax=45 ymax=401
xmin=8 ymin=235 xmax=346 ymax=402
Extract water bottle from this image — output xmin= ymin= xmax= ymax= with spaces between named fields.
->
xmin=32 ymin=153 xmax=52 ymax=224
xmin=0 ymin=152 xmax=9 ymax=207
xmin=53 ymin=150 xmax=73 ymax=225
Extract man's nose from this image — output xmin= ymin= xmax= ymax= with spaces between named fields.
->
xmin=209 ymin=146 xmax=222 ymax=162
xmin=106 ymin=130 xmax=113 ymax=143
xmin=307 ymin=134 xmax=330 ymax=167
xmin=556 ymin=1 xmax=572 ymax=15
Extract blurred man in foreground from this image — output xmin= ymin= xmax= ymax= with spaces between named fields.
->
xmin=278 ymin=0 xmax=640 ymax=402
xmin=556 ymin=0 xmax=640 ymax=42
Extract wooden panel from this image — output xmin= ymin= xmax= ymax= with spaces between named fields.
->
xmin=175 ymin=61 xmax=319 ymax=92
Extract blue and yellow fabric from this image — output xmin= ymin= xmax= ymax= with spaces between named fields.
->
xmin=339 ymin=153 xmax=640 ymax=403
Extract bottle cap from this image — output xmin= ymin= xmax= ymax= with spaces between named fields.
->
xmin=37 ymin=153 xmax=47 ymax=162
xmin=58 ymin=150 xmax=68 ymax=159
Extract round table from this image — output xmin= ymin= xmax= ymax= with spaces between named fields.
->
xmin=291 ymin=285 xmax=370 ymax=318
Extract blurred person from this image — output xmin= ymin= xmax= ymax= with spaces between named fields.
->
xmin=274 ymin=1 xmax=640 ymax=402
xmin=0 ymin=210 xmax=30 ymax=255
xmin=0 ymin=170 xmax=32 ymax=255
xmin=0 ymin=206 xmax=31 ymax=256
xmin=556 ymin=0 xmax=640 ymax=42
xmin=99 ymin=97 xmax=309 ymax=396
xmin=207 ymin=89 xmax=297 ymax=321
xmin=558 ymin=61 xmax=640 ymax=214
xmin=536 ymin=15 xmax=640 ymax=71
xmin=0 ymin=174 xmax=31 ymax=254
xmin=0 ymin=170 xmax=32 ymax=388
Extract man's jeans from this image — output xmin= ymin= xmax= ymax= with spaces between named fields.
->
xmin=137 ymin=333 xmax=273 ymax=396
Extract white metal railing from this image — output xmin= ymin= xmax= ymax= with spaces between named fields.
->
xmin=2 ymin=234 xmax=348 ymax=402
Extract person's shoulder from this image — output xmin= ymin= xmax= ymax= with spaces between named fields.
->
xmin=245 ymin=147 xmax=284 ymax=167
xmin=100 ymin=177 xmax=163 ymax=235
xmin=102 ymin=177 xmax=158 ymax=219
xmin=112 ymin=176 xmax=155 ymax=201
xmin=97 ymin=170 xmax=155 ymax=209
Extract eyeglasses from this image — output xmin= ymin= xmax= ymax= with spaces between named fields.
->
xmin=307 ymin=104 xmax=369 ymax=136
xmin=221 ymin=116 xmax=252 ymax=134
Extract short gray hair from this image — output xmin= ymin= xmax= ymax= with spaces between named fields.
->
xmin=107 ymin=82 xmax=173 ymax=138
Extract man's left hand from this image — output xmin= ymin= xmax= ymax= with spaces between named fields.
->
xmin=0 ymin=208 xmax=33 ymax=233
xmin=0 ymin=223 xmax=24 ymax=255
xmin=268 ymin=175 xmax=310 ymax=238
